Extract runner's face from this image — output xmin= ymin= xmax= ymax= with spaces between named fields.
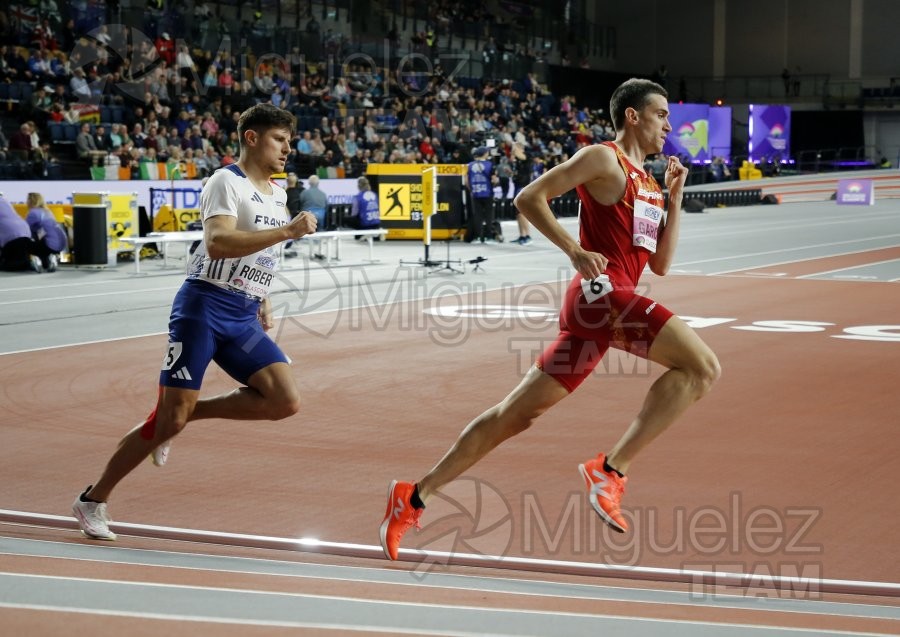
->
xmin=254 ymin=126 xmax=292 ymax=175
xmin=635 ymin=94 xmax=672 ymax=155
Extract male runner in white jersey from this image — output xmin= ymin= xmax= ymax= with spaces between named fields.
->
xmin=73 ymin=104 xmax=318 ymax=540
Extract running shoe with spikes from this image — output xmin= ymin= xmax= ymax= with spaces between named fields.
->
xmin=578 ymin=454 xmax=628 ymax=533
xmin=379 ymin=480 xmax=423 ymax=560
xmin=151 ymin=440 xmax=171 ymax=467
xmin=72 ymin=486 xmax=116 ymax=540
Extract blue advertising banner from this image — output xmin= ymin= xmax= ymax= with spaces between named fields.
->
xmin=749 ymin=104 xmax=791 ymax=162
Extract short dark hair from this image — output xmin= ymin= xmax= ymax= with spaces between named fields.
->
xmin=237 ymin=104 xmax=296 ymax=148
xmin=609 ymin=78 xmax=668 ymax=132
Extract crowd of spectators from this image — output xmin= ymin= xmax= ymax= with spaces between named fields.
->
xmin=0 ymin=3 xmax=620 ymax=183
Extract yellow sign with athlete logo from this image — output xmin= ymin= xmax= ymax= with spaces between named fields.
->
xmin=379 ymin=183 xmax=411 ymax=220
xmin=367 ymin=164 xmax=466 ymax=239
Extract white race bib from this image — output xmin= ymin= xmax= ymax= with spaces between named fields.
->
xmin=633 ymin=199 xmax=665 ymax=253
xmin=580 ymin=273 xmax=614 ymax=303
xmin=226 ymin=247 xmax=280 ymax=298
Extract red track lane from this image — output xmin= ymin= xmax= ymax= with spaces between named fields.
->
xmin=727 ymin=245 xmax=900 ymax=277
xmin=1 ymin=273 xmax=898 ymax=633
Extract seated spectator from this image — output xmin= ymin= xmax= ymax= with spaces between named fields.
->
xmin=174 ymin=109 xmax=192 ymax=136
xmin=296 ymin=130 xmax=312 ymax=154
xmin=155 ymin=32 xmax=175 ymax=66
xmin=9 ymin=123 xmax=34 ymax=160
xmin=31 ymin=19 xmax=57 ymax=51
xmin=175 ymin=44 xmax=196 ymax=74
xmin=69 ymin=68 xmax=91 ymax=102
xmin=108 ymin=123 xmax=124 ymax=150
xmin=218 ymin=67 xmax=235 ymax=90
xmin=193 ymin=146 xmax=220 ymax=177
xmin=131 ymin=123 xmax=147 ymax=148
xmin=48 ymin=102 xmax=65 ymax=123
xmin=0 ymin=45 xmax=21 ymax=81
xmin=48 ymin=83 xmax=67 ymax=107
xmin=30 ymin=85 xmax=53 ymax=121
xmin=26 ymin=192 xmax=66 ymax=271
xmin=59 ymin=102 xmax=80 ymax=124
xmin=94 ymin=24 xmax=112 ymax=46
xmin=189 ymin=124 xmax=204 ymax=152
xmin=92 ymin=125 xmax=111 ymax=154
xmin=219 ymin=145 xmax=236 ymax=166
xmin=200 ymin=112 xmax=219 ymax=137
xmin=25 ymin=121 xmax=44 ymax=159
xmin=75 ymin=122 xmax=106 ymax=165
xmin=309 ymin=131 xmax=325 ymax=156
xmin=202 ymin=64 xmax=218 ymax=88
xmin=0 ymin=196 xmax=43 ymax=272
xmin=26 ymin=49 xmax=49 ymax=81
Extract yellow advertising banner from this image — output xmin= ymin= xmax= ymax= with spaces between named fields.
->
xmin=107 ymin=193 xmax=138 ymax=251
xmin=368 ymin=164 xmax=466 ymax=239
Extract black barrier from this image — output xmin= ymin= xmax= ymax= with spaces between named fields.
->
xmin=665 ymin=189 xmax=764 ymax=209
xmin=72 ymin=204 xmax=108 ymax=265
xmin=491 ymin=190 xmax=582 ymax=221
xmin=492 ymin=198 xmax=516 ymax=220
xmin=327 ymin=203 xmax=351 ymax=230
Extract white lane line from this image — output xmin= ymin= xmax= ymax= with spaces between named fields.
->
xmin=0 ymin=602 xmax=473 ymax=636
xmin=796 ymin=258 xmax=900 ymax=279
xmin=682 ymin=212 xmax=900 ymax=240
xmin=2 ymin=539 xmax=893 ymax=620
xmin=710 ymin=246 xmax=900 ymax=276
xmin=0 ymin=574 xmax=889 ymax=636
xmin=2 ymin=509 xmax=897 ymax=598
xmin=0 ymin=287 xmax=177 ymax=306
xmin=681 ymin=235 xmax=900 ymax=271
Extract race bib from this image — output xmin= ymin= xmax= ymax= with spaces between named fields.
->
xmin=633 ymin=199 xmax=665 ymax=253
xmin=580 ymin=273 xmax=614 ymax=303
xmin=227 ymin=248 xmax=279 ymax=298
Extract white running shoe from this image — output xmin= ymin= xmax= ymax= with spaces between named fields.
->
xmin=72 ymin=488 xmax=116 ymax=540
xmin=151 ymin=440 xmax=171 ymax=467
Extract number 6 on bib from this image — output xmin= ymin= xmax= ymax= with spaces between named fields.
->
xmin=581 ymin=274 xmax=613 ymax=303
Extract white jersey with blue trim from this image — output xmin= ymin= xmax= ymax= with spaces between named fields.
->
xmin=187 ymin=164 xmax=290 ymax=299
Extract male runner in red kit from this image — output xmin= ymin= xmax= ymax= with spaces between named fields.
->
xmin=381 ymin=78 xmax=721 ymax=559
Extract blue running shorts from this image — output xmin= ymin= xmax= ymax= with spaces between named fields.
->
xmin=159 ymin=279 xmax=289 ymax=390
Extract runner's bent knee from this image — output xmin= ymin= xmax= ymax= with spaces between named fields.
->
xmin=689 ymin=350 xmax=721 ymax=395
xmin=267 ymin=391 xmax=301 ymax=420
xmin=157 ymin=402 xmax=193 ymax=438
xmin=248 ymin=365 xmax=301 ymax=420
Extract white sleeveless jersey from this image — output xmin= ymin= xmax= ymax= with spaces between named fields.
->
xmin=187 ymin=165 xmax=290 ymax=299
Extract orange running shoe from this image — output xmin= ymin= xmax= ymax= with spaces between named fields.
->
xmin=578 ymin=454 xmax=628 ymax=533
xmin=379 ymin=480 xmax=423 ymax=560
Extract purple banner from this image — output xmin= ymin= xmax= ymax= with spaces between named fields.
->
xmin=663 ymin=103 xmax=710 ymax=163
xmin=836 ymin=179 xmax=875 ymax=205
xmin=662 ymin=104 xmax=732 ymax=163
xmin=749 ymin=104 xmax=791 ymax=162
xmin=708 ymin=106 xmax=732 ymax=161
